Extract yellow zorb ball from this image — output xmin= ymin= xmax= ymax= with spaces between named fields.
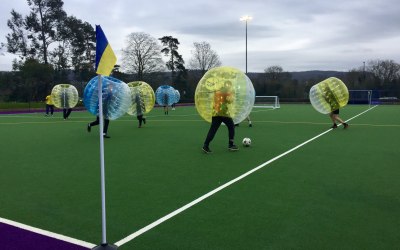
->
xmin=195 ymin=66 xmax=255 ymax=124
xmin=51 ymin=84 xmax=79 ymax=109
xmin=309 ymin=77 xmax=349 ymax=114
xmin=126 ymin=81 xmax=155 ymax=116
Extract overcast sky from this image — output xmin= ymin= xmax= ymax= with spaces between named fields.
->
xmin=1 ymin=0 xmax=400 ymax=72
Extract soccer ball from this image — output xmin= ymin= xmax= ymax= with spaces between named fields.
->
xmin=242 ymin=137 xmax=251 ymax=147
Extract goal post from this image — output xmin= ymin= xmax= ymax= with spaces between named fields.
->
xmin=254 ymin=96 xmax=280 ymax=109
xmin=348 ymin=90 xmax=373 ymax=107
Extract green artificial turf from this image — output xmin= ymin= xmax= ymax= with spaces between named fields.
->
xmin=0 ymin=104 xmax=399 ymax=249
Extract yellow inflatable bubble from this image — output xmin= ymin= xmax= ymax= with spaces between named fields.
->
xmin=309 ymin=77 xmax=349 ymax=114
xmin=126 ymin=81 xmax=155 ymax=116
xmin=51 ymin=84 xmax=79 ymax=109
xmin=195 ymin=66 xmax=255 ymax=124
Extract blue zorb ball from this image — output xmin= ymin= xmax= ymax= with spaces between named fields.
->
xmin=173 ymin=89 xmax=180 ymax=104
xmin=155 ymin=85 xmax=176 ymax=106
xmin=83 ymin=76 xmax=132 ymax=120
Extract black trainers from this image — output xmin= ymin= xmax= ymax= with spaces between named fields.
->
xmin=249 ymin=123 xmax=252 ymax=127
xmin=331 ymin=124 xmax=338 ymax=129
xmin=343 ymin=123 xmax=349 ymax=129
xmin=103 ymin=134 xmax=110 ymax=138
xmin=202 ymin=146 xmax=212 ymax=154
xmin=87 ymin=123 xmax=91 ymax=132
xmin=228 ymin=145 xmax=239 ymax=151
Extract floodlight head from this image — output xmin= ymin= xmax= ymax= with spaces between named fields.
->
xmin=240 ymin=15 xmax=253 ymax=22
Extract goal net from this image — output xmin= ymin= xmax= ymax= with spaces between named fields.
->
xmin=254 ymin=96 xmax=280 ymax=108
xmin=348 ymin=90 xmax=372 ymax=107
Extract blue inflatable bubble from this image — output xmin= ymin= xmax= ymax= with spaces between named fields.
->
xmin=173 ymin=89 xmax=180 ymax=104
xmin=83 ymin=76 xmax=131 ymax=120
xmin=155 ymin=85 xmax=176 ymax=106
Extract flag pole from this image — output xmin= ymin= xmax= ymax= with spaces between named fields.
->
xmin=92 ymin=24 xmax=118 ymax=250
xmin=98 ymin=74 xmax=107 ymax=244
xmin=92 ymin=75 xmax=117 ymax=250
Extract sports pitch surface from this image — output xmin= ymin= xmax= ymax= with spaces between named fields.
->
xmin=0 ymin=104 xmax=399 ymax=249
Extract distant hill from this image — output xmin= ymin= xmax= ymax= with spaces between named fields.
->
xmin=289 ymin=70 xmax=346 ymax=81
xmin=247 ymin=70 xmax=346 ymax=82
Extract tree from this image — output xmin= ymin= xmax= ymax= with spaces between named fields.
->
xmin=50 ymin=16 xmax=95 ymax=73
xmin=5 ymin=9 xmax=33 ymax=60
xmin=68 ymin=18 xmax=95 ymax=73
xmin=264 ymin=65 xmax=284 ymax=80
xmin=0 ymin=43 xmax=5 ymax=56
xmin=367 ymin=59 xmax=400 ymax=85
xmin=24 ymin=0 xmax=67 ymax=64
xmin=188 ymin=41 xmax=221 ymax=74
xmin=122 ymin=32 xmax=164 ymax=80
xmin=159 ymin=36 xmax=185 ymax=78
xmin=18 ymin=58 xmax=54 ymax=102
xmin=6 ymin=0 xmax=96 ymax=85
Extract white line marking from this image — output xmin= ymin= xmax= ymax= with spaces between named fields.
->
xmin=115 ymin=105 xmax=378 ymax=247
xmin=0 ymin=217 xmax=96 ymax=249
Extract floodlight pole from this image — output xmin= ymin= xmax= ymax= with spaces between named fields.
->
xmin=240 ymin=15 xmax=252 ymax=74
xmin=363 ymin=61 xmax=366 ymax=80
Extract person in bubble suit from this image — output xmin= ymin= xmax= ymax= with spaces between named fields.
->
xmin=87 ymin=85 xmax=113 ymax=138
xmin=135 ymin=92 xmax=146 ymax=128
xmin=62 ymin=93 xmax=72 ymax=120
xmin=329 ymin=108 xmax=349 ymax=129
xmin=87 ymin=116 xmax=110 ymax=138
xmin=202 ymin=80 xmax=239 ymax=153
xmin=63 ymin=108 xmax=72 ymax=120
xmin=163 ymin=93 xmax=169 ymax=115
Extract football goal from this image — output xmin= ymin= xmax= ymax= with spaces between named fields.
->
xmin=254 ymin=96 xmax=280 ymax=109
xmin=348 ymin=90 xmax=372 ymax=107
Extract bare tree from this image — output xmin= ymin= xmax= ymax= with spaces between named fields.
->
xmin=264 ymin=65 xmax=283 ymax=80
xmin=188 ymin=41 xmax=221 ymax=74
xmin=367 ymin=59 xmax=400 ymax=84
xmin=122 ymin=32 xmax=165 ymax=80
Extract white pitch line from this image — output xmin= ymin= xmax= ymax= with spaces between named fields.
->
xmin=115 ymin=105 xmax=378 ymax=247
xmin=0 ymin=217 xmax=96 ymax=249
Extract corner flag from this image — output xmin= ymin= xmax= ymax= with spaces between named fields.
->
xmin=95 ymin=25 xmax=117 ymax=76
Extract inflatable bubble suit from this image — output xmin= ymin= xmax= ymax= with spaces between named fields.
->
xmin=195 ymin=66 xmax=255 ymax=124
xmin=173 ymin=89 xmax=180 ymax=104
xmin=155 ymin=85 xmax=176 ymax=106
xmin=51 ymin=84 xmax=79 ymax=109
xmin=126 ymin=81 xmax=155 ymax=116
xmin=83 ymin=75 xmax=132 ymax=120
xmin=309 ymin=77 xmax=349 ymax=114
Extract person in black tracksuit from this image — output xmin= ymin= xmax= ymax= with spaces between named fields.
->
xmin=202 ymin=81 xmax=238 ymax=153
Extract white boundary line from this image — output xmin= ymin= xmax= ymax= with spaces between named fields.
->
xmin=0 ymin=217 xmax=96 ymax=249
xmin=115 ymin=105 xmax=378 ymax=247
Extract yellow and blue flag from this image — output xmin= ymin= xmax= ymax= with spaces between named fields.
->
xmin=95 ymin=25 xmax=117 ymax=76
